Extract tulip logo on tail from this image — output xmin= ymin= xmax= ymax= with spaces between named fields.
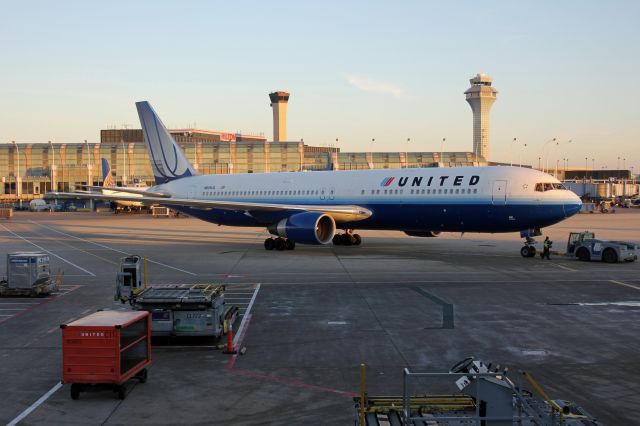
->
xmin=136 ymin=101 xmax=197 ymax=184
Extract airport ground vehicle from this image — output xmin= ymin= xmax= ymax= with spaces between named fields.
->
xmin=29 ymin=199 xmax=51 ymax=211
xmin=0 ymin=252 xmax=60 ymax=296
xmin=0 ymin=206 xmax=12 ymax=219
xmin=116 ymin=255 xmax=237 ymax=337
xmin=566 ymin=231 xmax=638 ymax=263
xmin=61 ymin=310 xmax=151 ymax=400
xmin=354 ymin=357 xmax=602 ymax=425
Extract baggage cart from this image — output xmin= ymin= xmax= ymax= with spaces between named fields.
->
xmin=0 ymin=252 xmax=60 ymax=297
xmin=61 ymin=310 xmax=151 ymax=399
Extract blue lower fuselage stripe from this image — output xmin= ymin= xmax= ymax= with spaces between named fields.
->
xmin=168 ymin=201 xmax=579 ymax=233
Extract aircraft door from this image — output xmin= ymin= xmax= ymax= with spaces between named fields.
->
xmin=320 ymin=187 xmax=326 ymax=200
xmin=492 ymin=180 xmax=507 ymax=205
xmin=329 ymin=187 xmax=335 ymax=200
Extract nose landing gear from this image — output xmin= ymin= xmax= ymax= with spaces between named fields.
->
xmin=520 ymin=237 xmax=537 ymax=257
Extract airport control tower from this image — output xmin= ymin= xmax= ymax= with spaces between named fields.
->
xmin=269 ymin=91 xmax=290 ymax=142
xmin=464 ymin=73 xmax=497 ymax=161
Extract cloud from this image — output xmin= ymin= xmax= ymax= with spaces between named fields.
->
xmin=347 ymin=75 xmax=405 ymax=98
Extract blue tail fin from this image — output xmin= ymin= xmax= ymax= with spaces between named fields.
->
xmin=136 ymin=101 xmax=198 ymax=184
xmin=101 ymin=158 xmax=114 ymax=187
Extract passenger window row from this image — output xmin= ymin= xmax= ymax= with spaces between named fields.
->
xmin=362 ymin=188 xmax=478 ymax=195
xmin=202 ymin=189 xmax=322 ymax=197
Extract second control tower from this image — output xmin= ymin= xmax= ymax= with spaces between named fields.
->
xmin=464 ymin=73 xmax=497 ymax=161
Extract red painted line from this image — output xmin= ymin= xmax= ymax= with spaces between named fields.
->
xmin=0 ymin=286 xmax=82 ymax=325
xmin=0 ymin=296 xmax=55 ymax=324
xmin=230 ymin=368 xmax=358 ymax=398
xmin=224 ymin=313 xmax=356 ymax=398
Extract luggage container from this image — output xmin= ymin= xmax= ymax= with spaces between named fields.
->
xmin=0 ymin=252 xmax=60 ymax=297
xmin=61 ymin=310 xmax=151 ymax=400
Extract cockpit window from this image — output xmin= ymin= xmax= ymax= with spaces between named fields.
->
xmin=535 ymin=182 xmax=567 ymax=192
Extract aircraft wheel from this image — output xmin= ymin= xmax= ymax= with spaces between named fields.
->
xmin=136 ymin=368 xmax=148 ymax=383
xmin=341 ymin=234 xmax=353 ymax=246
xmin=264 ymin=238 xmax=275 ymax=250
xmin=117 ymin=384 xmax=126 ymax=400
xmin=70 ymin=384 xmax=80 ymax=400
xmin=275 ymin=238 xmax=286 ymax=251
xmin=353 ymin=234 xmax=362 ymax=246
xmin=602 ymin=248 xmax=618 ymax=263
xmin=527 ymin=246 xmax=536 ymax=257
xmin=332 ymin=234 xmax=342 ymax=245
xmin=576 ymin=247 xmax=590 ymax=261
xmin=285 ymin=239 xmax=296 ymax=250
xmin=520 ymin=246 xmax=530 ymax=258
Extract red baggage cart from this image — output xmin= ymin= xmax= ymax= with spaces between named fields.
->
xmin=61 ymin=310 xmax=152 ymax=399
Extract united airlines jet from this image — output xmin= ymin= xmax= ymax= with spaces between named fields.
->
xmin=75 ymin=158 xmax=147 ymax=209
xmin=50 ymin=101 xmax=582 ymax=253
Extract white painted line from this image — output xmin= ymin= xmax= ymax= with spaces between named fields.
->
xmin=1 ymin=225 xmax=96 ymax=277
xmin=0 ymin=314 xmax=13 ymax=317
xmin=32 ymin=221 xmax=197 ymax=276
xmin=609 ymin=280 xmax=640 ymax=291
xmin=0 ymin=302 xmax=40 ymax=305
xmin=551 ymin=262 xmax=576 ymax=272
xmin=7 ymin=381 xmax=63 ymax=426
xmin=0 ymin=308 xmax=26 ymax=311
xmin=233 ymin=283 xmax=260 ymax=346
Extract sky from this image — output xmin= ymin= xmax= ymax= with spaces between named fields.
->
xmin=1 ymin=0 xmax=638 ymax=171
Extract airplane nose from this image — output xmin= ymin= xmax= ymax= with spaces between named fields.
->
xmin=564 ymin=195 xmax=583 ymax=217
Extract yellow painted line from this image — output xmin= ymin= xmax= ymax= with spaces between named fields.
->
xmin=609 ymin=280 xmax=640 ymax=291
xmin=551 ymin=262 xmax=576 ymax=272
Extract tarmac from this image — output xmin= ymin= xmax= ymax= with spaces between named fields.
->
xmin=1 ymin=209 xmax=639 ymax=425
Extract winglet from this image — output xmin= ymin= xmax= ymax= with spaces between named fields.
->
xmin=136 ymin=101 xmax=198 ymax=184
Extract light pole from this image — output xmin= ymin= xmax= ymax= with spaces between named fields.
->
xmin=542 ymin=137 xmax=557 ymax=173
xmin=12 ymin=141 xmax=21 ymax=208
xmin=519 ymin=143 xmax=527 ymax=167
xmin=406 ymin=138 xmax=410 ymax=168
xmin=122 ymin=139 xmax=127 ymax=186
xmin=510 ymin=137 xmax=517 ymax=166
xmin=585 ymin=157 xmax=588 ymax=180
xmin=440 ymin=137 xmax=446 ymax=166
xmin=48 ymin=141 xmax=56 ymax=191
xmin=552 ymin=139 xmax=572 ymax=174
xmin=538 ymin=157 xmax=541 ymax=169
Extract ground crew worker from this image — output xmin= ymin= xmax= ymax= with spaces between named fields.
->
xmin=541 ymin=236 xmax=552 ymax=260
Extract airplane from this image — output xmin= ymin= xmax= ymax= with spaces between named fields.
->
xmin=49 ymin=101 xmax=582 ymax=254
xmin=75 ymin=158 xmax=148 ymax=210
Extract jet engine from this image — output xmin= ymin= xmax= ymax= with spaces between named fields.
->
xmin=404 ymin=230 xmax=441 ymax=237
xmin=268 ymin=212 xmax=336 ymax=245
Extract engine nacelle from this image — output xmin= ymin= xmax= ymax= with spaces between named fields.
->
xmin=268 ymin=212 xmax=336 ymax=245
xmin=404 ymin=230 xmax=441 ymax=237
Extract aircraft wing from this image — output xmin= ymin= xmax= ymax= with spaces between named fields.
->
xmin=46 ymin=191 xmax=372 ymax=222
xmin=74 ymin=185 xmax=169 ymax=197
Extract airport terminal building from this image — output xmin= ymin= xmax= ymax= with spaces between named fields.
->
xmin=0 ymin=131 xmax=483 ymax=202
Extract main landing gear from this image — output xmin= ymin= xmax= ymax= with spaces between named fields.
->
xmin=520 ymin=237 xmax=537 ymax=258
xmin=332 ymin=230 xmax=362 ymax=246
xmin=264 ymin=237 xmax=295 ymax=251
